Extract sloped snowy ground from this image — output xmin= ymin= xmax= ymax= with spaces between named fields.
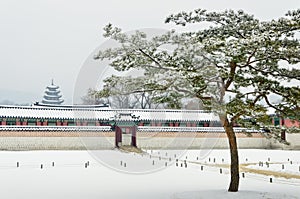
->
xmin=0 ymin=149 xmax=299 ymax=199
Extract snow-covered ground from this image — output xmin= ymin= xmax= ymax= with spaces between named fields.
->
xmin=0 ymin=149 xmax=299 ymax=199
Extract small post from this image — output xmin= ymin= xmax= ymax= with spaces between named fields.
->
xmin=201 ymin=166 xmax=203 ymax=171
xmin=159 ymin=157 xmax=161 ymax=160
xmin=222 ymin=158 xmax=224 ymax=163
xmin=176 ymin=162 xmax=178 ymax=167
xmin=17 ymin=162 xmax=19 ymax=168
xmin=124 ymin=163 xmax=126 ymax=167
xmin=268 ymin=157 xmax=270 ymax=161
xmin=245 ymin=158 xmax=248 ymax=162
xmin=165 ymin=152 xmax=168 ymax=156
xmin=242 ymin=173 xmax=245 ymax=178
xmin=181 ymin=163 xmax=183 ymax=167
xmin=282 ymin=164 xmax=284 ymax=170
xmin=213 ymin=158 xmax=216 ymax=163
xmin=196 ymin=157 xmax=199 ymax=160
xmin=152 ymin=160 xmax=155 ymax=165
xmin=52 ymin=162 xmax=55 ymax=167
xmin=87 ymin=161 xmax=89 ymax=166
xmin=220 ymin=168 xmax=222 ymax=174
xmin=120 ymin=161 xmax=123 ymax=166
xmin=270 ymin=178 xmax=273 ymax=183
xmin=209 ymin=158 xmax=211 ymax=162
xmin=185 ymin=163 xmax=187 ymax=168
xmin=165 ymin=162 xmax=167 ymax=167
xmin=169 ymin=158 xmax=171 ymax=162
xmin=290 ymin=161 xmax=292 ymax=164
xmin=85 ymin=163 xmax=87 ymax=168
xmin=174 ymin=154 xmax=176 ymax=158
xmin=186 ymin=156 xmax=188 ymax=159
xmin=41 ymin=164 xmax=43 ymax=169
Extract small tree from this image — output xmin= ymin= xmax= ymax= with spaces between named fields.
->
xmin=95 ymin=9 xmax=300 ymax=191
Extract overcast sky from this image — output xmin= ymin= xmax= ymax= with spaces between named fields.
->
xmin=0 ymin=0 xmax=299 ymax=104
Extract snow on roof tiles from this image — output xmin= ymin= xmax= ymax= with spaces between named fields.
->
xmin=0 ymin=105 xmax=219 ymax=121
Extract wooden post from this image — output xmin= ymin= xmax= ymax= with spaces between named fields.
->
xmin=131 ymin=126 xmax=137 ymax=147
xmin=115 ymin=126 xmax=122 ymax=148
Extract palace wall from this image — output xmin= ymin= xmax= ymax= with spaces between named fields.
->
xmin=0 ymin=131 xmax=298 ymax=150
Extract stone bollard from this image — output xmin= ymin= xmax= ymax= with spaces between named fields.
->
xmin=197 ymin=157 xmax=199 ymax=161
xmin=222 ymin=158 xmax=224 ymax=163
xmin=220 ymin=168 xmax=222 ymax=174
xmin=17 ymin=162 xmax=19 ymax=168
xmin=270 ymin=178 xmax=273 ymax=183
xmin=41 ymin=164 xmax=43 ymax=169
xmin=282 ymin=164 xmax=284 ymax=170
xmin=242 ymin=173 xmax=245 ymax=178
xmin=201 ymin=166 xmax=203 ymax=171
xmin=120 ymin=161 xmax=123 ymax=166
xmin=213 ymin=158 xmax=216 ymax=163
xmin=52 ymin=162 xmax=55 ymax=167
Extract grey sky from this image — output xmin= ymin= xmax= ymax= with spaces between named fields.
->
xmin=0 ymin=0 xmax=299 ymax=104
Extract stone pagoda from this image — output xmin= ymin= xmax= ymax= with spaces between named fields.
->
xmin=41 ymin=79 xmax=64 ymax=105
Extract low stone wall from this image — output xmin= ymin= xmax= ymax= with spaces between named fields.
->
xmin=0 ymin=131 xmax=115 ymax=150
xmin=137 ymin=132 xmax=270 ymax=149
xmin=267 ymin=133 xmax=300 ymax=150
xmin=0 ymin=130 xmax=294 ymax=150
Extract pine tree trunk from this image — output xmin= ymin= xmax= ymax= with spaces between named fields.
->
xmin=224 ymin=118 xmax=240 ymax=192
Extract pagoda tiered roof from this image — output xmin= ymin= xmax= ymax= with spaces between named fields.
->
xmin=41 ymin=80 xmax=64 ymax=105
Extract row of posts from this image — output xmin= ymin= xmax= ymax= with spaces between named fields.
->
xmin=16 ymin=161 xmax=90 ymax=169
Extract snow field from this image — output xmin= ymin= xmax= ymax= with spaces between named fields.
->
xmin=0 ymin=149 xmax=299 ymax=199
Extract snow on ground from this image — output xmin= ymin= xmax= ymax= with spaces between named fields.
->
xmin=0 ymin=149 xmax=299 ymax=199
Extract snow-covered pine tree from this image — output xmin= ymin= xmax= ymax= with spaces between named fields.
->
xmin=94 ymin=9 xmax=300 ymax=192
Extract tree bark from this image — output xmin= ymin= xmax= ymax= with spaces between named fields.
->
xmin=224 ymin=118 xmax=240 ymax=192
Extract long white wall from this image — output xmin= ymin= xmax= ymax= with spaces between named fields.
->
xmin=0 ymin=133 xmax=298 ymax=150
